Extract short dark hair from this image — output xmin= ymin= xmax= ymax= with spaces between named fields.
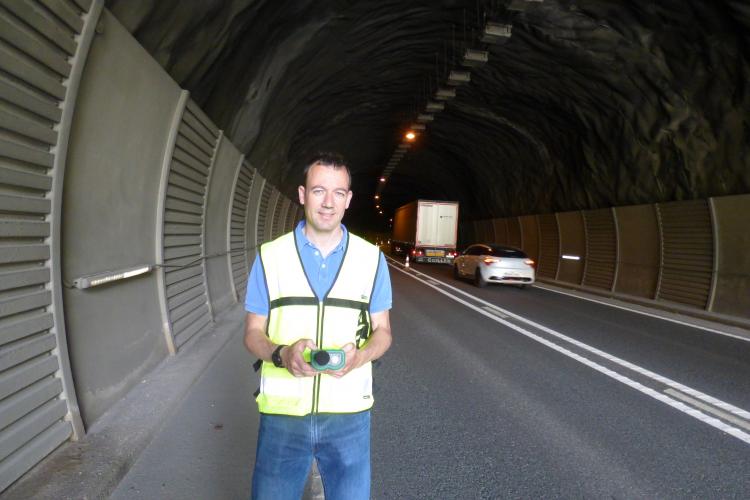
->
xmin=303 ymin=152 xmax=351 ymax=189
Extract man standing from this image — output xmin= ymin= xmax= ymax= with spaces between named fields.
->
xmin=244 ymin=153 xmax=392 ymax=499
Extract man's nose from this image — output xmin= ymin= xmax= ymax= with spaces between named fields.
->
xmin=322 ymin=192 xmax=334 ymax=207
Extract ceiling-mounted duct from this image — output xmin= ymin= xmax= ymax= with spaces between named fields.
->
xmin=412 ymin=123 xmax=426 ymax=130
xmin=462 ymin=48 xmax=489 ymax=66
xmin=416 ymin=113 xmax=434 ymax=122
xmin=435 ymin=87 xmax=456 ymax=100
xmin=448 ymin=70 xmax=471 ymax=85
xmin=482 ymin=22 xmax=512 ymax=43
xmin=426 ymin=101 xmax=445 ymax=112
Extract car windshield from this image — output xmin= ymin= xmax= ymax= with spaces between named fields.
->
xmin=487 ymin=245 xmax=527 ymax=258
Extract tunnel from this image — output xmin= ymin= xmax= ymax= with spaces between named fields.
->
xmin=1 ymin=0 xmax=749 ymax=496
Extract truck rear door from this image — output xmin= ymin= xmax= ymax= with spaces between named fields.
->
xmin=436 ymin=203 xmax=458 ymax=247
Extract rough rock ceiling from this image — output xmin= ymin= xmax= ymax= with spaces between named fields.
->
xmin=107 ymin=0 xmax=750 ymax=231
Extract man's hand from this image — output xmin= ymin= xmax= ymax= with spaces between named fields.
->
xmin=327 ymin=343 xmax=362 ymax=378
xmin=283 ymin=339 xmax=318 ymax=377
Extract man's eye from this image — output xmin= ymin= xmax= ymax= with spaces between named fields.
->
xmin=334 ymin=191 xmax=346 ymax=199
xmin=312 ymin=189 xmax=324 ymax=196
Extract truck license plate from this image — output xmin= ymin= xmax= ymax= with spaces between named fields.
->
xmin=426 ymin=250 xmax=445 ymax=257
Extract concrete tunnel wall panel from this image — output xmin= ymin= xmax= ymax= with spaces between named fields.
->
xmin=229 ymin=159 xmax=257 ymax=302
xmin=710 ymin=194 xmax=750 ymax=317
xmin=468 ymin=195 xmax=750 ymax=323
xmin=519 ymin=215 xmax=540 ymax=266
xmin=205 ymin=135 xmax=242 ymax=316
xmin=582 ymin=208 xmax=617 ymax=291
xmin=492 ymin=218 xmax=508 ymax=246
xmin=556 ymin=211 xmax=586 ymax=285
xmin=161 ymin=98 xmax=219 ymax=351
xmin=60 ymin=8 xmax=177 ymax=426
xmin=613 ymin=204 xmax=660 ymax=299
xmin=655 ymin=200 xmax=713 ymax=310
xmin=246 ymin=171 xmax=266 ymax=262
xmin=0 ymin=0 xmax=102 ymax=489
xmin=507 ymin=216 xmax=522 ymax=250
xmin=536 ymin=214 xmax=560 ymax=280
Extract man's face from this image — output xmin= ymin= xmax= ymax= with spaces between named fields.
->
xmin=298 ymin=163 xmax=353 ymax=234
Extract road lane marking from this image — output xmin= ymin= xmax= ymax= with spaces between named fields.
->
xmin=664 ymin=389 xmax=750 ymax=433
xmin=387 ymin=259 xmax=750 ymax=445
xmin=387 ymin=257 xmax=750 ymax=422
xmin=532 ymin=283 xmax=750 ymax=343
xmin=482 ymin=305 xmax=508 ymax=319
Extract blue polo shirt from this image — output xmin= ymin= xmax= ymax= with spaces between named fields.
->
xmin=245 ymin=221 xmax=392 ymax=315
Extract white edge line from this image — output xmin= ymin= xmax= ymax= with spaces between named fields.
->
xmin=387 ymin=258 xmax=750 ymax=443
xmin=533 ymin=283 xmax=750 ymax=343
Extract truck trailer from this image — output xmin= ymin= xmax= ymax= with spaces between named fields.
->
xmin=392 ymin=200 xmax=459 ymax=263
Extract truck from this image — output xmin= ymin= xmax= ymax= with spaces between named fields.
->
xmin=391 ymin=200 xmax=459 ymax=263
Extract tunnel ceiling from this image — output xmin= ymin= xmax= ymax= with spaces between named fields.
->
xmin=107 ymin=0 xmax=750 ymax=231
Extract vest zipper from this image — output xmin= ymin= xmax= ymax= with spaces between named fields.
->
xmin=312 ymin=300 xmax=324 ymax=413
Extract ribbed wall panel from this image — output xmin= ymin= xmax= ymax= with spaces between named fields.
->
xmin=229 ymin=160 xmax=255 ymax=300
xmin=537 ymin=214 xmax=559 ymax=278
xmin=492 ymin=219 xmax=508 ymax=245
xmin=255 ymin=182 xmax=274 ymax=246
xmin=284 ymin=201 xmax=298 ymax=232
xmin=507 ymin=217 xmax=522 ymax=249
xmin=582 ymin=208 xmax=617 ymax=290
xmin=272 ymin=197 xmax=289 ymax=239
xmin=0 ymin=0 xmax=93 ymax=491
xmin=656 ymin=200 xmax=713 ymax=308
xmin=475 ymin=220 xmax=494 ymax=243
xmin=162 ymin=99 xmax=219 ymax=349
xmin=266 ymin=190 xmax=281 ymax=241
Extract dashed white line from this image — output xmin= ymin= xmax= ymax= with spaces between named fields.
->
xmin=482 ymin=305 xmax=508 ymax=319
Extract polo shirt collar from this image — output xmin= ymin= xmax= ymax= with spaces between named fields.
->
xmin=295 ymin=220 xmax=348 ymax=253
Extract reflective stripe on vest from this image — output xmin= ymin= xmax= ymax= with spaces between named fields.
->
xmin=257 ymin=230 xmax=380 ymax=416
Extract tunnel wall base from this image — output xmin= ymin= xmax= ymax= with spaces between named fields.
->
xmin=469 ymin=193 xmax=750 ymax=326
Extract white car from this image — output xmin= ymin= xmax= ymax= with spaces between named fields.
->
xmin=453 ymin=244 xmax=536 ymax=288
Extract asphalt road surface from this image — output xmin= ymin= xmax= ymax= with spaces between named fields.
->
xmin=111 ymin=258 xmax=750 ymax=499
xmin=371 ymin=259 xmax=750 ymax=499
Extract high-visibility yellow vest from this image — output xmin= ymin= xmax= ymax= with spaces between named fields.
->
xmin=257 ymin=230 xmax=381 ymax=416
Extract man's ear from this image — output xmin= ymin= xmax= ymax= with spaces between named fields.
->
xmin=298 ymin=185 xmax=305 ymax=205
xmin=345 ymin=190 xmax=353 ymax=209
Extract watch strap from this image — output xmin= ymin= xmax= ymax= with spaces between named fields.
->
xmin=271 ymin=344 xmax=286 ymax=368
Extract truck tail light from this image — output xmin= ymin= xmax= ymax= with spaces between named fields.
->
xmin=483 ymin=257 xmax=499 ymax=265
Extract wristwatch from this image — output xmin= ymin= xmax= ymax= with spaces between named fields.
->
xmin=271 ymin=345 xmax=286 ymax=368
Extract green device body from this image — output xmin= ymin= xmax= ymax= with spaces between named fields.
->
xmin=307 ymin=349 xmax=346 ymax=371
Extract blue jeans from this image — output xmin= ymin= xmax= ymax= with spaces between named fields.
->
xmin=251 ymin=411 xmax=371 ymax=500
